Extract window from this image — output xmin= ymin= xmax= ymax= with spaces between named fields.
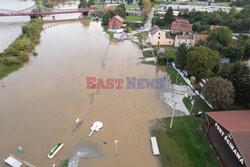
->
xmin=159 ymin=33 xmax=160 ymax=35
xmin=169 ymin=41 xmax=171 ymax=44
xmin=158 ymin=36 xmax=160 ymax=39
xmin=112 ymin=21 xmax=117 ymax=23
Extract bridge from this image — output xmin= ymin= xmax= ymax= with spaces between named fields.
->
xmin=0 ymin=5 xmax=97 ymax=17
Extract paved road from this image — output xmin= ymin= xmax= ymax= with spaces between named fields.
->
xmin=144 ymin=8 xmax=154 ymax=31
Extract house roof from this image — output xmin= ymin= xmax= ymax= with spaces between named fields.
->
xmin=149 ymin=25 xmax=160 ymax=36
xmin=104 ymin=6 xmax=116 ymax=11
xmin=175 ymin=19 xmax=189 ymax=24
xmin=207 ymin=110 xmax=250 ymax=166
xmin=113 ymin=15 xmax=124 ymax=23
xmin=171 ymin=22 xmax=193 ymax=32
xmin=176 ymin=35 xmax=193 ymax=40
xmin=194 ymin=34 xmax=208 ymax=44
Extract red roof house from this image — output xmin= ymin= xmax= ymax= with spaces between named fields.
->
xmin=171 ymin=22 xmax=193 ymax=35
xmin=109 ymin=15 xmax=124 ymax=29
xmin=175 ymin=19 xmax=189 ymax=24
xmin=194 ymin=34 xmax=208 ymax=45
xmin=104 ymin=6 xmax=117 ymax=12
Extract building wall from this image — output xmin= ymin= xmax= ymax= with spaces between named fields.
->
xmin=151 ymin=30 xmax=174 ymax=46
xmin=174 ymin=38 xmax=194 ymax=48
xmin=109 ymin=18 xmax=122 ymax=29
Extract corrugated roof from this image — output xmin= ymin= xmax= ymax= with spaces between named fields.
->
xmin=175 ymin=19 xmax=189 ymax=24
xmin=207 ymin=110 xmax=250 ymax=132
xmin=232 ymin=131 xmax=250 ymax=167
xmin=207 ymin=110 xmax=250 ymax=167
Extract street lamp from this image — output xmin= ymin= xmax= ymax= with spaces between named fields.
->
xmin=170 ymin=102 xmax=179 ymax=129
xmin=190 ymin=99 xmax=195 ymax=115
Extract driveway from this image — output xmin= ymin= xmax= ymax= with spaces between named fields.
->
xmin=144 ymin=8 xmax=155 ymax=31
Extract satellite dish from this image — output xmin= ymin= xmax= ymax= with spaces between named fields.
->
xmin=88 ymin=121 xmax=103 ymax=136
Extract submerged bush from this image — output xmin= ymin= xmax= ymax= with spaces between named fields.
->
xmin=0 ymin=19 xmax=43 ymax=66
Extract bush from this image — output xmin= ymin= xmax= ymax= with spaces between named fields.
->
xmin=2 ymin=57 xmax=22 ymax=65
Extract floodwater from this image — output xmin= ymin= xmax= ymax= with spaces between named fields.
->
xmin=0 ymin=0 xmax=35 ymax=52
xmin=0 ymin=1 xmax=170 ymax=167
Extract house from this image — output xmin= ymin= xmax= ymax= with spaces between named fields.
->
xmin=171 ymin=22 xmax=193 ymax=35
xmin=175 ymin=35 xmax=194 ymax=48
xmin=109 ymin=15 xmax=124 ymax=29
xmin=175 ymin=19 xmax=189 ymax=24
xmin=104 ymin=6 xmax=117 ymax=12
xmin=194 ymin=34 xmax=208 ymax=45
xmin=148 ymin=25 xmax=174 ymax=46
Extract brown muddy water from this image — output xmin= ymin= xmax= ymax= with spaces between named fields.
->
xmin=0 ymin=5 xmax=171 ymax=167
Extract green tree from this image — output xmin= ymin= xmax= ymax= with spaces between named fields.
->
xmin=101 ymin=11 xmax=114 ymax=26
xmin=78 ymin=0 xmax=87 ymax=8
xmin=186 ymin=46 xmax=220 ymax=79
xmin=175 ymin=44 xmax=188 ymax=70
xmin=140 ymin=0 xmax=152 ymax=18
xmin=229 ymin=5 xmax=237 ymax=15
xmin=202 ymin=76 xmax=235 ymax=109
xmin=192 ymin=22 xmax=201 ymax=32
xmin=87 ymin=0 xmax=95 ymax=6
xmin=207 ymin=26 xmax=232 ymax=50
xmin=114 ymin=4 xmax=126 ymax=18
xmin=164 ymin=7 xmax=175 ymax=27
xmin=219 ymin=61 xmax=250 ymax=106
xmin=222 ymin=44 xmax=245 ymax=61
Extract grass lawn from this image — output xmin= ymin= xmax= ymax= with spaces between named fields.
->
xmin=141 ymin=61 xmax=155 ymax=65
xmin=183 ymin=96 xmax=211 ymax=116
xmin=125 ymin=16 xmax=144 ymax=22
xmin=151 ymin=116 xmax=221 ymax=167
xmin=0 ymin=63 xmax=22 ymax=80
xmin=165 ymin=50 xmax=176 ymax=59
xmin=104 ymin=27 xmax=114 ymax=38
xmin=143 ymin=50 xmax=153 ymax=58
xmin=59 ymin=159 xmax=69 ymax=167
xmin=125 ymin=4 xmax=139 ymax=8
xmin=213 ymin=2 xmax=230 ymax=6
xmin=166 ymin=66 xmax=187 ymax=85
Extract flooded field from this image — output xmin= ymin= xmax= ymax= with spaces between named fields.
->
xmin=0 ymin=1 xmax=171 ymax=167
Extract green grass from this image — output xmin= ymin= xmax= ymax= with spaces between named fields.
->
xmin=151 ymin=116 xmax=221 ymax=167
xmin=166 ymin=66 xmax=187 ymax=85
xmin=143 ymin=51 xmax=153 ymax=58
xmin=125 ymin=16 xmax=143 ymax=22
xmin=141 ymin=61 xmax=155 ymax=65
xmin=213 ymin=2 xmax=230 ymax=6
xmin=125 ymin=3 xmax=139 ymax=8
xmin=165 ymin=51 xmax=176 ymax=59
xmin=0 ymin=63 xmax=23 ymax=80
xmin=104 ymin=27 xmax=114 ymax=38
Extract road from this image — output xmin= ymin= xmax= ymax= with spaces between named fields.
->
xmin=144 ymin=8 xmax=154 ymax=31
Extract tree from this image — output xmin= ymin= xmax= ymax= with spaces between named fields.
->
xmin=175 ymin=44 xmax=188 ymax=70
xmin=78 ymin=0 xmax=87 ymax=8
xmin=222 ymin=44 xmax=245 ymax=62
xmin=219 ymin=61 xmax=250 ymax=106
xmin=192 ymin=22 xmax=201 ymax=32
xmin=101 ymin=11 xmax=114 ymax=26
xmin=164 ymin=7 xmax=175 ymax=27
xmin=207 ymin=26 xmax=232 ymax=50
xmin=114 ymin=4 xmax=126 ymax=18
xmin=140 ymin=0 xmax=152 ymax=18
xmin=202 ymin=76 xmax=235 ymax=109
xmin=87 ymin=0 xmax=95 ymax=7
xmin=229 ymin=5 xmax=237 ymax=15
xmin=186 ymin=46 xmax=220 ymax=79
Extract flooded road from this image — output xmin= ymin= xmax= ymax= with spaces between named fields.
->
xmin=0 ymin=2 xmax=170 ymax=167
